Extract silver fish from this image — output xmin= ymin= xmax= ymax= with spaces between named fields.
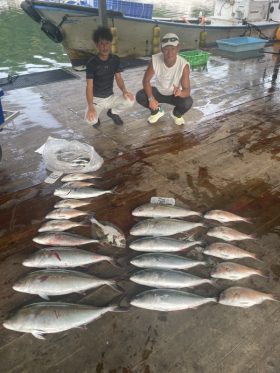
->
xmin=219 ymin=286 xmax=277 ymax=308
xmin=38 ymin=219 xmax=89 ymax=232
xmin=204 ymin=210 xmax=251 ymax=224
xmin=23 ymin=247 xmax=115 ymax=268
xmin=207 ymin=226 xmax=254 ymax=241
xmin=13 ymin=269 xmax=118 ymax=299
xmin=129 ymin=237 xmax=202 ymax=252
xmin=61 ymin=173 xmax=102 ymax=182
xmin=132 ymin=203 xmax=202 ymax=219
xmin=203 ymin=242 xmax=260 ymax=261
xmin=130 ymin=253 xmax=206 ymax=270
xmin=130 ymin=269 xmax=212 ymax=289
xmin=3 ymin=302 xmax=118 ymax=339
xmin=54 ymin=186 xmax=116 ymax=199
xmin=54 ymin=199 xmax=91 ymax=209
xmin=130 ymin=289 xmax=216 ymax=311
xmin=32 ymin=232 xmax=98 ymax=246
xmin=130 ymin=218 xmax=204 ymax=236
xmin=62 ymin=181 xmax=96 ymax=188
xmin=211 ymin=262 xmax=264 ymax=280
xmin=90 ymin=217 xmax=126 ymax=248
xmin=45 ymin=208 xmax=89 ymax=220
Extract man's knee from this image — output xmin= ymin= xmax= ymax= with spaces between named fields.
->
xmin=178 ymin=96 xmax=193 ymax=112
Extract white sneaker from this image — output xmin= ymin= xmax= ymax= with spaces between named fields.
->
xmin=148 ymin=108 xmax=165 ymax=124
xmin=171 ymin=112 xmax=185 ymax=126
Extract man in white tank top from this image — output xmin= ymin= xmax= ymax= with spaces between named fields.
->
xmin=136 ymin=33 xmax=193 ymax=126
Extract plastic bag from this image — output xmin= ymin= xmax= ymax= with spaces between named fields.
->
xmin=42 ymin=138 xmax=104 ymax=173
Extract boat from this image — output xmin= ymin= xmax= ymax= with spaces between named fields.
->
xmin=20 ymin=0 xmax=280 ymax=70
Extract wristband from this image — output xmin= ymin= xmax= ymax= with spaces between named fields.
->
xmin=148 ymin=96 xmax=154 ymax=101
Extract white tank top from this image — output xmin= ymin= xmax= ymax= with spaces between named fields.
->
xmin=152 ymin=53 xmax=189 ymax=95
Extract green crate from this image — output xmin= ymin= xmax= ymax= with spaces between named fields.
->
xmin=179 ymin=50 xmax=209 ymax=70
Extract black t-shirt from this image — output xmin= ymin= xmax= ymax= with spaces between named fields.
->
xmin=86 ymin=54 xmax=122 ymax=98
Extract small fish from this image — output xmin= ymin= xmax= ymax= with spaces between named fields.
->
xmin=23 ymin=247 xmax=115 ymax=268
xmin=130 ymin=218 xmax=204 ymax=236
xmin=13 ymin=269 xmax=119 ymax=299
xmin=203 ymin=242 xmax=260 ymax=261
xmin=3 ymin=302 xmax=120 ymax=339
xmin=38 ymin=219 xmax=89 ymax=232
xmin=207 ymin=226 xmax=254 ymax=241
xmin=54 ymin=199 xmax=91 ymax=209
xmin=33 ymin=232 xmax=99 ymax=246
xmin=129 ymin=237 xmax=202 ymax=252
xmin=211 ymin=262 xmax=264 ymax=280
xmin=132 ymin=203 xmax=202 ymax=219
xmin=62 ymin=181 xmax=96 ymax=188
xmin=204 ymin=210 xmax=251 ymax=223
xmin=219 ymin=286 xmax=277 ymax=308
xmin=54 ymin=186 xmax=116 ymax=199
xmin=61 ymin=173 xmax=102 ymax=182
xmin=90 ymin=217 xmax=126 ymax=248
xmin=130 ymin=269 xmax=212 ymax=289
xmin=130 ymin=253 xmax=206 ymax=270
xmin=45 ymin=208 xmax=89 ymax=220
xmin=130 ymin=289 xmax=216 ymax=311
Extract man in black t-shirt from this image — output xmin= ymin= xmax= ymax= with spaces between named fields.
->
xmin=85 ymin=27 xmax=134 ymax=127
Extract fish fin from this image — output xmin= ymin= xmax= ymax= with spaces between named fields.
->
xmin=39 ymin=294 xmax=50 ymax=301
xmin=32 ymin=331 xmax=45 ymax=340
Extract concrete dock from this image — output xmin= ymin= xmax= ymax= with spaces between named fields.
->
xmin=0 ymin=50 xmax=280 ymax=373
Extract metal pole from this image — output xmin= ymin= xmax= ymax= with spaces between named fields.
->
xmin=99 ymin=0 xmax=108 ymax=27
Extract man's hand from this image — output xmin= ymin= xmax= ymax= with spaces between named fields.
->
xmin=149 ymin=97 xmax=159 ymax=111
xmin=173 ymin=85 xmax=182 ymax=97
xmin=85 ymin=105 xmax=96 ymax=123
xmin=123 ymin=90 xmax=135 ymax=101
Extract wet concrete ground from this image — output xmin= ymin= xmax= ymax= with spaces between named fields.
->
xmin=0 ymin=49 xmax=280 ymax=373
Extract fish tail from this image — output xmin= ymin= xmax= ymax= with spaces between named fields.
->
xmin=243 ymin=217 xmax=253 ymax=224
xmin=270 ymin=294 xmax=280 ymax=302
xmin=109 ymin=282 xmax=125 ymax=293
xmin=251 ymin=253 xmax=263 ymax=263
xmin=110 ymin=185 xmax=119 ymax=194
xmin=109 ymin=294 xmax=130 ymax=310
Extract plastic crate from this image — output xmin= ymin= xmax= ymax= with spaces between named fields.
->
xmin=216 ymin=37 xmax=267 ymax=52
xmin=179 ymin=50 xmax=209 ymax=70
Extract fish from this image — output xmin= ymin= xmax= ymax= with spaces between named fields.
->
xmin=130 ymin=269 xmax=212 ymax=289
xmin=54 ymin=186 xmax=116 ymax=199
xmin=45 ymin=208 xmax=89 ymax=220
xmin=203 ymin=242 xmax=260 ymax=261
xmin=204 ymin=210 xmax=251 ymax=223
xmin=32 ymin=232 xmax=99 ymax=246
xmin=13 ymin=269 xmax=119 ymax=299
xmin=61 ymin=173 xmax=102 ymax=182
xmin=132 ymin=203 xmax=202 ymax=219
xmin=130 ymin=253 xmax=206 ymax=270
xmin=54 ymin=199 xmax=92 ymax=209
xmin=129 ymin=237 xmax=202 ymax=252
xmin=211 ymin=262 xmax=264 ymax=280
xmin=3 ymin=302 xmax=120 ymax=339
xmin=38 ymin=219 xmax=89 ymax=232
xmin=130 ymin=218 xmax=204 ymax=236
xmin=61 ymin=181 xmax=97 ymax=189
xmin=130 ymin=289 xmax=216 ymax=311
xmin=90 ymin=217 xmax=126 ymax=248
xmin=22 ymin=247 xmax=115 ymax=268
xmin=207 ymin=226 xmax=254 ymax=241
xmin=219 ymin=286 xmax=277 ymax=308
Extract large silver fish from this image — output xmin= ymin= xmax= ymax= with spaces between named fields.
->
xmin=130 ymin=289 xmax=216 ymax=311
xmin=61 ymin=173 xmax=102 ymax=182
xmin=130 ymin=218 xmax=204 ymax=236
xmin=203 ymin=242 xmax=260 ymax=261
xmin=45 ymin=208 xmax=89 ymax=220
xmin=204 ymin=210 xmax=251 ymax=224
xmin=54 ymin=199 xmax=91 ymax=209
xmin=38 ymin=219 xmax=88 ymax=232
xmin=219 ymin=286 xmax=277 ymax=308
xmin=130 ymin=269 xmax=212 ymax=289
xmin=13 ymin=269 xmax=119 ymax=299
xmin=54 ymin=186 xmax=116 ymax=199
xmin=130 ymin=253 xmax=206 ymax=270
xmin=33 ymin=232 xmax=99 ymax=246
xmin=211 ymin=262 xmax=264 ymax=280
xmin=207 ymin=226 xmax=254 ymax=241
xmin=129 ymin=237 xmax=202 ymax=252
xmin=132 ymin=203 xmax=202 ymax=219
xmin=23 ymin=247 xmax=115 ymax=268
xmin=90 ymin=217 xmax=126 ymax=248
xmin=3 ymin=302 xmax=119 ymax=339
xmin=62 ymin=181 xmax=96 ymax=188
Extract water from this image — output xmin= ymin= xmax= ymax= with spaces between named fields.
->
xmin=0 ymin=0 xmax=214 ymax=77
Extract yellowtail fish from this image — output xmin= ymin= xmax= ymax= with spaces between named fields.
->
xmin=132 ymin=203 xmax=202 ymax=218
xmin=33 ymin=232 xmax=99 ymax=246
xmin=54 ymin=199 xmax=91 ymax=209
xmin=61 ymin=173 xmax=102 ymax=182
xmin=45 ymin=208 xmax=89 ymax=220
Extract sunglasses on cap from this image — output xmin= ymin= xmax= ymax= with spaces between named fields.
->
xmin=161 ymin=37 xmax=179 ymax=43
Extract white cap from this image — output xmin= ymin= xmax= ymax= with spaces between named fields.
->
xmin=161 ymin=33 xmax=179 ymax=48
